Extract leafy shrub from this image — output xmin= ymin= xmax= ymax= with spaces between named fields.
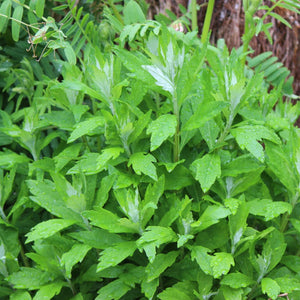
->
xmin=0 ymin=1 xmax=300 ymax=299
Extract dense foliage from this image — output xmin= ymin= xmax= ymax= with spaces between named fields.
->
xmin=0 ymin=0 xmax=300 ymax=299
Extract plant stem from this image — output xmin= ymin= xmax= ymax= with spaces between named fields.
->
xmin=280 ymin=191 xmax=299 ymax=232
xmin=191 ymin=0 xmax=198 ymax=32
xmin=201 ymin=0 xmax=215 ymax=44
xmin=173 ymin=95 xmax=180 ymax=163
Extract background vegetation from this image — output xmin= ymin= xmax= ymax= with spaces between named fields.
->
xmin=0 ymin=0 xmax=300 ymax=299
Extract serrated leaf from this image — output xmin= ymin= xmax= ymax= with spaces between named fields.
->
xmin=231 ymin=125 xmax=281 ymax=162
xmin=95 ymin=279 xmax=131 ymax=300
xmin=221 ymin=272 xmax=254 ymax=288
xmin=54 ymin=143 xmax=82 ymax=172
xmin=147 ymin=114 xmax=177 ymax=151
xmin=143 ymin=65 xmax=174 ymax=95
xmin=157 ymin=281 xmax=197 ymax=300
xmin=97 ymin=241 xmax=136 ymax=272
xmin=83 ymin=209 xmax=139 ymax=233
xmin=262 ymin=278 xmax=280 ymax=300
xmin=183 ymin=101 xmax=227 ymax=131
xmin=128 ymin=152 xmax=157 ymax=180
xmin=142 ymin=277 xmax=159 ymax=299
xmin=275 ymin=277 xmax=300 ymax=293
xmin=248 ymin=199 xmax=292 ymax=221
xmin=25 ymin=219 xmax=76 ymax=243
xmin=69 ymin=228 xmax=123 ymax=249
xmin=190 ymin=153 xmax=221 ymax=192
xmin=146 ymin=251 xmax=179 ymax=282
xmin=67 ymin=117 xmax=104 ymax=143
xmin=265 ymin=141 xmax=298 ymax=193
xmin=191 ymin=246 xmax=213 ymax=276
xmin=137 ymin=226 xmax=178 ymax=262
xmin=33 ymin=281 xmax=65 ymax=300
xmin=211 ymin=252 xmax=235 ymax=278
xmin=191 ymin=205 xmax=231 ymax=233
xmin=7 ymin=267 xmax=51 ymax=290
xmin=61 ymin=244 xmax=91 ymax=278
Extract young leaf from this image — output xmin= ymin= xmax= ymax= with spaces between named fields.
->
xmin=128 ymin=152 xmax=157 ymax=180
xmin=190 ymin=153 xmax=221 ymax=192
xmin=95 ymin=279 xmax=131 ymax=300
xmin=231 ymin=125 xmax=281 ymax=162
xmin=145 ymin=251 xmax=179 ymax=282
xmin=137 ymin=226 xmax=178 ymax=262
xmin=97 ymin=241 xmax=137 ymax=272
xmin=54 ymin=143 xmax=82 ymax=172
xmin=157 ymin=281 xmax=197 ymax=300
xmin=61 ymin=244 xmax=91 ymax=278
xmin=183 ymin=101 xmax=227 ymax=131
xmin=261 ymin=277 xmax=280 ymax=300
xmin=83 ymin=209 xmax=139 ymax=233
xmin=147 ymin=114 xmax=177 ymax=151
xmin=248 ymin=199 xmax=292 ymax=221
xmin=141 ymin=277 xmax=159 ymax=299
xmin=7 ymin=267 xmax=51 ymax=290
xmin=211 ymin=252 xmax=235 ymax=278
xmin=33 ymin=281 xmax=65 ymax=300
xmin=221 ymin=272 xmax=254 ymax=288
xmin=191 ymin=205 xmax=231 ymax=233
xmin=67 ymin=117 xmax=104 ymax=143
xmin=25 ymin=219 xmax=76 ymax=243
xmin=191 ymin=246 xmax=213 ymax=276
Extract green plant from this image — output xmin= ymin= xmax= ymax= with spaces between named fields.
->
xmin=0 ymin=1 xmax=300 ymax=300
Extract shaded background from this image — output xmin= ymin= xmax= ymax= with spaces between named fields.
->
xmin=146 ymin=0 xmax=300 ymax=96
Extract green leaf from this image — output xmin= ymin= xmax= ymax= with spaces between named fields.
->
xmin=33 ymin=281 xmax=65 ymax=300
xmin=147 ymin=114 xmax=177 ymax=151
xmin=146 ymin=251 xmax=179 ymax=282
xmin=94 ymin=174 xmax=116 ymax=208
xmin=183 ymin=101 xmax=227 ymax=131
xmin=141 ymin=175 xmax=165 ymax=227
xmin=83 ymin=209 xmax=139 ymax=233
xmin=248 ymin=199 xmax=292 ymax=221
xmin=222 ymin=286 xmax=243 ymax=300
xmin=275 ymin=277 xmax=300 ymax=293
xmin=191 ymin=246 xmax=213 ymax=276
xmin=64 ymin=42 xmax=76 ymax=65
xmin=10 ymin=291 xmax=31 ymax=300
xmin=222 ymin=154 xmax=264 ymax=177
xmin=143 ymin=65 xmax=174 ymax=95
xmin=26 ymin=219 xmax=76 ymax=243
xmin=229 ymin=201 xmax=249 ymax=253
xmin=211 ymin=252 xmax=235 ymax=278
xmin=11 ymin=6 xmax=23 ymax=41
xmin=191 ymin=205 xmax=231 ymax=233
xmin=265 ymin=141 xmax=298 ymax=193
xmin=232 ymin=125 xmax=281 ymax=162
xmin=97 ymin=241 xmax=136 ymax=272
xmin=36 ymin=0 xmax=45 ymax=18
xmin=190 ymin=153 xmax=221 ymax=192
xmin=68 ymin=117 xmax=104 ymax=143
xmin=0 ymin=0 xmax=11 ymax=33
xmin=7 ymin=267 xmax=51 ymax=290
xmin=54 ymin=143 xmax=82 ymax=172
xmin=95 ymin=279 xmax=131 ymax=300
xmin=69 ymin=228 xmax=123 ymax=249
xmin=282 ymin=256 xmax=300 ymax=273
xmin=61 ymin=244 xmax=91 ymax=278
xmin=141 ymin=277 xmax=159 ymax=299
xmin=157 ymin=281 xmax=197 ymax=300
xmin=221 ymin=272 xmax=254 ymax=288
xmin=137 ymin=226 xmax=178 ymax=262
xmin=261 ymin=278 xmax=280 ymax=300
xmin=123 ymin=0 xmax=146 ymax=25
xmin=128 ymin=152 xmax=157 ymax=180
xmin=290 ymin=218 xmax=300 ymax=234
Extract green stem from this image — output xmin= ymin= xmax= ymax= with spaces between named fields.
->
xmin=173 ymin=95 xmax=180 ymax=163
xmin=108 ymin=0 xmax=124 ymax=26
xmin=201 ymin=0 xmax=215 ymax=44
xmin=191 ymin=0 xmax=198 ymax=32
xmin=280 ymin=191 xmax=299 ymax=232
